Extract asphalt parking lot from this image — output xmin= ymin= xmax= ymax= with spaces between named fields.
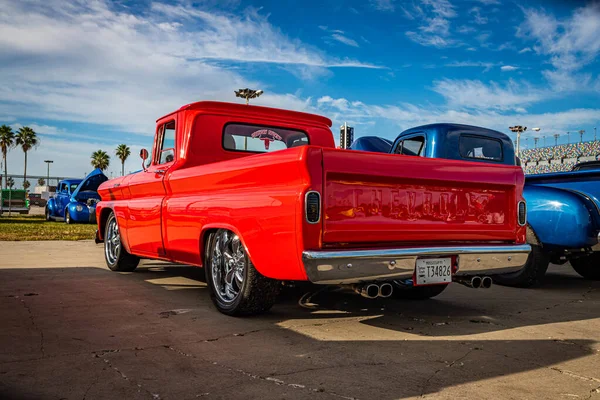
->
xmin=0 ymin=241 xmax=599 ymax=400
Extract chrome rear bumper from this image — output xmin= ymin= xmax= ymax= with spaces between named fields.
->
xmin=302 ymin=244 xmax=531 ymax=285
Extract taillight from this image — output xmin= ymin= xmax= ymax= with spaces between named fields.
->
xmin=305 ymin=191 xmax=321 ymax=224
xmin=518 ymin=201 xmax=526 ymax=226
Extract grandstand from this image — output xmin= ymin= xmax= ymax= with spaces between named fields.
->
xmin=520 ymin=140 xmax=600 ymax=175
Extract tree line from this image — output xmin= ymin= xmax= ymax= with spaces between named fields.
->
xmin=0 ymin=124 xmax=132 ymax=190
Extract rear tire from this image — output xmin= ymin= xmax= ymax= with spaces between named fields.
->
xmin=493 ymin=245 xmax=550 ymax=288
xmin=570 ymin=253 xmax=600 ymax=280
xmin=391 ymin=284 xmax=448 ymax=300
xmin=45 ymin=206 xmax=53 ymax=221
xmin=104 ymin=212 xmax=139 ymax=272
xmin=205 ymin=229 xmax=280 ymax=316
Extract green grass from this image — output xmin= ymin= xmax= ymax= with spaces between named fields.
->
xmin=0 ymin=214 xmax=97 ymax=241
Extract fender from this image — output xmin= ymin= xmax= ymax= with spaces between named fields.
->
xmin=47 ymin=197 xmax=57 ymax=217
xmin=524 ymin=185 xmax=599 ymax=249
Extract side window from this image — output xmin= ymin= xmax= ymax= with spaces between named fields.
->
xmin=156 ymin=121 xmax=176 ymax=165
xmin=60 ymin=183 xmax=68 ymax=193
xmin=397 ymin=136 xmax=425 ymax=156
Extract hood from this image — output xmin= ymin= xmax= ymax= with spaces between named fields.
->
xmin=71 ymin=168 xmax=108 ymax=200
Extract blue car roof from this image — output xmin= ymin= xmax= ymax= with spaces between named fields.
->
xmin=398 ymin=123 xmax=510 ymax=140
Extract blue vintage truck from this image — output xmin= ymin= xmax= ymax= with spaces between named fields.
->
xmin=351 ymin=124 xmax=600 ymax=286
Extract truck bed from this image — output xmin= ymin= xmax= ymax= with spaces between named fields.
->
xmin=320 ymin=148 xmax=523 ymax=246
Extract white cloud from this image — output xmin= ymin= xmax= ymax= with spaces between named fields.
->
xmin=0 ymin=0 xmax=379 ymax=132
xmin=314 ymin=95 xmax=600 ymax=143
xmin=445 ymin=61 xmax=497 ymax=71
xmin=404 ymin=0 xmax=459 ymax=48
xmin=517 ymin=3 xmax=600 ymax=91
xmin=431 ymin=79 xmax=544 ymax=111
xmin=518 ymin=47 xmax=532 ymax=54
xmin=469 ymin=7 xmax=488 ymax=25
xmin=457 ymin=26 xmax=476 ymax=34
xmin=331 ymin=33 xmax=359 ymax=47
xmin=500 ymin=65 xmax=519 ymax=71
xmin=370 ymin=0 xmax=396 ymax=12
xmin=474 ymin=0 xmax=500 ymax=5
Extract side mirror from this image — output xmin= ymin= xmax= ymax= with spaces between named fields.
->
xmin=140 ymin=149 xmax=149 ymax=171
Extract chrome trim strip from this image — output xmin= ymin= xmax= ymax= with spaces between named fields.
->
xmin=304 ymin=190 xmax=321 ymax=224
xmin=518 ymin=201 xmax=527 ymax=226
xmin=302 ymin=244 xmax=531 ymax=285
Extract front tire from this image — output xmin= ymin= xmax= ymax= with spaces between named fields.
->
xmin=570 ymin=253 xmax=600 ymax=280
xmin=104 ymin=212 xmax=139 ymax=272
xmin=391 ymin=283 xmax=448 ymax=300
xmin=65 ymin=208 xmax=72 ymax=224
xmin=205 ymin=229 xmax=280 ymax=316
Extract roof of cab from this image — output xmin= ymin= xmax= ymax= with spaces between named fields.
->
xmin=156 ymin=101 xmax=332 ymax=128
xmin=399 ymin=123 xmax=510 ymax=140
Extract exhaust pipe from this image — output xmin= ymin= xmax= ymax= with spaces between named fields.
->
xmin=454 ymin=276 xmax=482 ymax=289
xmin=353 ymin=284 xmax=379 ymax=299
xmin=378 ymin=283 xmax=393 ymax=298
xmin=481 ymin=276 xmax=493 ymax=289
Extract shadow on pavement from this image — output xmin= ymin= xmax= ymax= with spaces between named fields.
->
xmin=0 ymin=265 xmax=598 ymax=399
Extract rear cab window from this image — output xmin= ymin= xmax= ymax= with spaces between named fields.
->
xmin=223 ymin=123 xmax=309 ymax=153
xmin=394 ymin=135 xmax=425 ymax=157
xmin=459 ymin=135 xmax=503 ymax=162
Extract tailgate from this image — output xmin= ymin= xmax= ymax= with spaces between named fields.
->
xmin=322 ymin=149 xmax=521 ymax=245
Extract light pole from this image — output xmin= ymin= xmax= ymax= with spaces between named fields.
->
xmin=509 ymin=125 xmax=527 ymax=156
xmin=234 ymin=88 xmax=263 ymax=105
xmin=579 ymin=130 xmax=585 ymax=143
xmin=44 ymin=160 xmax=53 ymax=188
xmin=567 ymin=131 xmax=570 ymax=144
xmin=554 ymin=134 xmax=560 ymax=146
xmin=534 ymin=137 xmax=539 ymax=148
xmin=542 ymin=135 xmax=546 ymax=147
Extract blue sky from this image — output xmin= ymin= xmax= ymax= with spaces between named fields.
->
xmin=1 ymin=0 xmax=599 ymax=179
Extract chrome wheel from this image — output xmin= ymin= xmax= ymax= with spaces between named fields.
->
xmin=210 ymin=230 xmax=246 ymax=304
xmin=65 ymin=209 xmax=71 ymax=224
xmin=104 ymin=216 xmax=121 ymax=265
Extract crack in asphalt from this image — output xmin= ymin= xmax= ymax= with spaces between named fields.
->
xmin=161 ymin=344 xmax=359 ymax=399
xmin=550 ymin=367 xmax=600 ymax=384
xmin=18 ymin=297 xmax=45 ymax=359
xmin=82 ymin=372 xmax=100 ymax=400
xmin=100 ymin=356 xmax=161 ymax=400
xmin=419 ymin=347 xmax=476 ymax=398
xmin=270 ymin=362 xmax=386 ymax=378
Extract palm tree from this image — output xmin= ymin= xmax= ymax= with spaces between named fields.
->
xmin=15 ymin=126 xmax=39 ymax=186
xmin=0 ymin=125 xmax=15 ymax=189
xmin=6 ymin=177 xmax=14 ymax=188
xmin=38 ymin=177 xmax=45 ymax=186
xmin=115 ymin=144 xmax=131 ymax=176
xmin=91 ymin=150 xmax=110 ymax=171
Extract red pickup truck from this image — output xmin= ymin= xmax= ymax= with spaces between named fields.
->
xmin=96 ymin=101 xmax=530 ymax=315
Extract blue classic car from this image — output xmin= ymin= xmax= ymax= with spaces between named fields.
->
xmin=45 ymin=169 xmax=108 ymax=224
xmin=351 ymin=124 xmax=600 ymax=285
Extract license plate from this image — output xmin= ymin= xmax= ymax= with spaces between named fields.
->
xmin=415 ymin=258 xmax=452 ymax=285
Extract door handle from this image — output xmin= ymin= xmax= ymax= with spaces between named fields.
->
xmin=154 ymin=169 xmax=166 ymax=175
